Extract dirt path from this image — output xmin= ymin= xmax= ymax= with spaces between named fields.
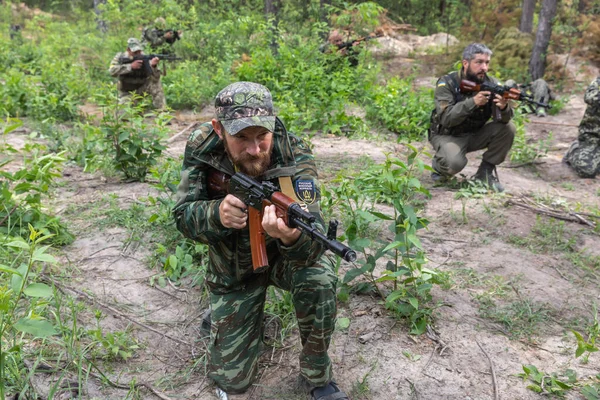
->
xmin=3 ymin=82 xmax=599 ymax=399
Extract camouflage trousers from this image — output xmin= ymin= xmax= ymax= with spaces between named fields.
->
xmin=430 ymin=121 xmax=516 ymax=176
xmin=207 ymin=254 xmax=337 ymax=393
xmin=563 ymin=133 xmax=600 ymax=178
xmin=524 ymin=79 xmax=552 ymax=116
xmin=118 ymin=78 xmax=166 ymax=110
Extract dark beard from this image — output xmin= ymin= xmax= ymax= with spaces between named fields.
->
xmin=465 ymin=66 xmax=485 ymax=84
xmin=223 ymin=139 xmax=272 ymax=178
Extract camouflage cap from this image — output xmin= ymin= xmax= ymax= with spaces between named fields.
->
xmin=127 ymin=38 xmax=143 ymax=52
xmin=215 ymin=81 xmax=276 ymax=135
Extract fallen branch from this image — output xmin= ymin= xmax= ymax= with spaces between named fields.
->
xmin=529 ymin=120 xmax=579 ymax=128
xmin=476 ymin=340 xmax=498 ymax=400
xmin=41 ymin=274 xmax=192 ymax=348
xmin=86 ymin=360 xmax=175 ymax=400
xmin=406 ymin=378 xmax=420 ymax=400
xmin=167 ymin=122 xmax=200 ymax=143
xmin=501 ymin=161 xmax=546 ymax=169
xmin=420 ymin=235 xmax=468 ymax=243
xmin=505 ymin=199 xmax=596 ymax=228
xmin=0 ymin=205 xmax=18 ymax=227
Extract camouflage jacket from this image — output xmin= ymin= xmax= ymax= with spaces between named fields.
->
xmin=432 ymin=70 xmax=513 ymax=136
xmin=173 ymin=119 xmax=327 ymax=293
xmin=108 ymin=52 xmax=160 ymax=92
xmin=579 ymin=77 xmax=600 ymax=139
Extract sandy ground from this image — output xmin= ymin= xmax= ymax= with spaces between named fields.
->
xmin=3 ymin=63 xmax=600 ymax=399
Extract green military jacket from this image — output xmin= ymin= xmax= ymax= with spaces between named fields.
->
xmin=432 ymin=70 xmax=513 ymax=136
xmin=108 ymin=52 xmax=160 ymax=92
xmin=173 ymin=119 xmax=328 ymax=293
xmin=580 ymin=77 xmax=600 ymax=140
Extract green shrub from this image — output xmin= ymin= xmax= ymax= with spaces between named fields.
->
xmin=236 ymin=29 xmax=378 ymax=135
xmin=367 ymin=77 xmax=434 ymax=140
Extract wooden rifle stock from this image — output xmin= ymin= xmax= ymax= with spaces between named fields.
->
xmin=207 ymin=170 xmax=357 ymax=272
xmin=459 ymin=79 xmax=550 ymax=108
xmin=249 ymin=193 xmax=298 ymax=272
xmin=248 ymin=206 xmax=269 ymax=272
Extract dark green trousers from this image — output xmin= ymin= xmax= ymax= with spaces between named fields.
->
xmin=207 ymin=254 xmax=337 ymax=393
xmin=430 ymin=120 xmax=516 ymax=176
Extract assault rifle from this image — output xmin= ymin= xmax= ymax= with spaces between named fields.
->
xmin=460 ymin=79 xmax=551 ymax=109
xmin=228 ymin=172 xmax=357 ymax=272
xmin=118 ymin=54 xmax=182 ymax=76
xmin=337 ymin=34 xmax=383 ymax=50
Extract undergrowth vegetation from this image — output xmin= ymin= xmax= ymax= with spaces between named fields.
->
xmin=1 ymin=0 xmax=599 ymax=398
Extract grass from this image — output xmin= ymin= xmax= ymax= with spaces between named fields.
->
xmin=478 ymin=297 xmax=552 ymax=340
xmin=507 ymin=216 xmax=579 ymax=253
xmin=445 ymin=269 xmax=552 ymax=340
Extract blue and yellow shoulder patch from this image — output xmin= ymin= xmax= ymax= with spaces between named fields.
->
xmin=294 ymin=179 xmax=317 ymax=205
xmin=437 ymin=82 xmax=446 ymax=87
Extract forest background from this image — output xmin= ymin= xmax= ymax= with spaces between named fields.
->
xmin=1 ymin=0 xmax=600 ymax=399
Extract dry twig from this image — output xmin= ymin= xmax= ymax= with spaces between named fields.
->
xmin=167 ymin=122 xmax=199 ymax=143
xmin=476 ymin=340 xmax=498 ymax=400
xmin=505 ymin=199 xmax=596 ymax=228
xmin=41 ymin=274 xmax=192 ymax=348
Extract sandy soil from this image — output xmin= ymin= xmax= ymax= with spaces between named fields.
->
xmin=3 ymin=60 xmax=600 ymax=400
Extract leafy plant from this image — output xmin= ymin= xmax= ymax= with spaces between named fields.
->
xmin=519 ymin=364 xmax=577 ymax=396
xmin=572 ymin=304 xmax=600 ymax=363
xmin=89 ymin=328 xmax=140 ymax=361
xmin=509 ymin=110 xmax=553 ymax=164
xmin=0 ymin=227 xmax=59 ymax=399
xmin=1 ymin=121 xmax=73 ymax=245
xmin=367 ymin=76 xmax=434 ymax=141
xmin=235 ymin=26 xmax=377 ymax=136
xmin=97 ymin=95 xmax=170 ymax=181
xmin=330 ymin=148 xmax=442 ymax=334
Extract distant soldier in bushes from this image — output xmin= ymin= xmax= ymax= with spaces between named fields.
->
xmin=108 ymin=38 xmax=166 ymax=110
xmin=505 ymin=78 xmax=554 ymax=117
xmin=429 ymin=43 xmax=516 ymax=192
xmin=141 ymin=17 xmax=182 ymax=54
xmin=9 ymin=24 xmax=22 ymax=43
xmin=319 ymin=29 xmax=361 ymax=67
xmin=563 ymin=77 xmax=600 ymax=178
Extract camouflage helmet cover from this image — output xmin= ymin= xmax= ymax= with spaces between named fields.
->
xmin=215 ymin=81 xmax=276 ymax=136
xmin=127 ymin=37 xmax=143 ymax=52
xmin=154 ymin=17 xmax=166 ymax=29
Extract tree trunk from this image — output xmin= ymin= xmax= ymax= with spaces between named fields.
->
xmin=320 ymin=0 xmax=331 ymax=40
xmin=529 ymin=0 xmax=558 ymax=80
xmin=93 ymin=0 xmax=107 ymax=33
xmin=320 ymin=0 xmax=331 ymax=23
xmin=264 ymin=0 xmax=280 ymax=53
xmin=519 ymin=0 xmax=536 ymax=33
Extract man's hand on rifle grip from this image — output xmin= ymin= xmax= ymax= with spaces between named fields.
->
xmin=219 ymin=194 xmax=248 ymax=229
xmin=131 ymin=60 xmax=144 ymax=70
xmin=493 ymin=94 xmax=508 ymax=110
xmin=474 ymin=91 xmax=491 ymax=107
xmin=262 ymin=205 xmax=301 ymax=246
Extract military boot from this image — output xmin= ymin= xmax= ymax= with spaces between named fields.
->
xmin=473 ymin=161 xmax=504 ymax=192
xmin=431 ymin=161 xmax=447 ymax=183
xmin=200 ymin=308 xmax=211 ymax=337
xmin=536 ymin=107 xmax=546 ymax=117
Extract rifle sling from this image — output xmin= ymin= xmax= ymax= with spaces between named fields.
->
xmin=278 ymin=176 xmax=303 ymax=204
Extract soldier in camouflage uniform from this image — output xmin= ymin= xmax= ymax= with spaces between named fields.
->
xmin=108 ymin=38 xmax=166 ymax=110
xmin=563 ymin=77 xmax=600 ymax=178
xmin=173 ymin=82 xmax=349 ymax=400
xmin=141 ymin=17 xmax=181 ymax=54
xmin=429 ymin=43 xmax=516 ymax=192
xmin=505 ymin=78 xmax=553 ymax=117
